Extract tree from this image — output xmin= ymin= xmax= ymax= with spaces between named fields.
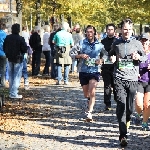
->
xmin=21 ymin=0 xmax=150 ymax=31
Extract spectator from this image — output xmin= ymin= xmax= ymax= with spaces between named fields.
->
xmin=49 ymin=24 xmax=60 ymax=79
xmin=3 ymin=23 xmax=27 ymax=98
xmin=22 ymin=26 xmax=30 ymax=44
xmin=72 ymin=25 xmax=84 ymax=73
xmin=22 ymin=26 xmax=30 ymax=90
xmin=29 ymin=26 xmax=42 ymax=76
xmin=0 ymin=23 xmax=7 ymax=87
xmin=52 ymin=22 xmax=73 ymax=85
xmin=42 ymin=25 xmax=51 ymax=76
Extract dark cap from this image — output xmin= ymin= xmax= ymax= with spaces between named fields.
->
xmin=140 ymin=33 xmax=150 ymax=40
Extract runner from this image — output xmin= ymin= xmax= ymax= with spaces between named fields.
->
xmin=134 ymin=33 xmax=150 ymax=131
xmin=101 ymin=23 xmax=117 ymax=110
xmin=109 ymin=18 xmax=146 ymax=146
xmin=70 ymin=25 xmax=108 ymax=121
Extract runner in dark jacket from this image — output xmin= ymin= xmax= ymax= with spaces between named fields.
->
xmin=101 ymin=23 xmax=117 ymax=110
xmin=109 ymin=18 xmax=147 ymax=146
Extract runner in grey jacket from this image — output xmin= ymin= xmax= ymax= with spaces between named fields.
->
xmin=110 ymin=37 xmax=147 ymax=81
xmin=109 ymin=18 xmax=147 ymax=147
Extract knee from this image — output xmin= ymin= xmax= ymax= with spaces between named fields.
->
xmin=136 ymin=104 xmax=143 ymax=111
xmin=136 ymin=100 xmax=143 ymax=109
xmin=89 ymin=91 xmax=95 ymax=97
xmin=143 ymin=93 xmax=150 ymax=109
xmin=144 ymin=100 xmax=150 ymax=109
xmin=83 ymin=93 xmax=89 ymax=98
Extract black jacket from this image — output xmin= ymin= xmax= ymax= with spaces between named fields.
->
xmin=101 ymin=36 xmax=116 ymax=71
xmin=49 ymin=31 xmax=56 ymax=57
xmin=101 ymin=36 xmax=116 ymax=53
xmin=3 ymin=34 xmax=27 ymax=63
xmin=29 ymin=32 xmax=41 ymax=52
xmin=49 ymin=29 xmax=62 ymax=57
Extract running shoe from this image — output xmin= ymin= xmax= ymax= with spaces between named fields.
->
xmin=105 ymin=105 xmax=111 ymax=111
xmin=120 ymin=137 xmax=128 ymax=147
xmin=134 ymin=114 xmax=141 ymax=125
xmin=142 ymin=122 xmax=149 ymax=131
xmin=85 ymin=111 xmax=92 ymax=122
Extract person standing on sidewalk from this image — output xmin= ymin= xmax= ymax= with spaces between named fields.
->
xmin=70 ymin=25 xmax=108 ymax=121
xmin=49 ymin=24 xmax=60 ymax=79
xmin=22 ymin=52 xmax=30 ymax=90
xmin=101 ymin=23 xmax=117 ymax=111
xmin=22 ymin=26 xmax=30 ymax=90
xmin=29 ymin=26 xmax=42 ymax=76
xmin=42 ymin=25 xmax=51 ymax=76
xmin=3 ymin=23 xmax=27 ymax=98
xmin=71 ymin=25 xmax=84 ymax=73
xmin=109 ymin=18 xmax=147 ymax=146
xmin=0 ymin=23 xmax=7 ymax=87
xmin=53 ymin=22 xmax=74 ymax=85
xmin=134 ymin=33 xmax=150 ymax=130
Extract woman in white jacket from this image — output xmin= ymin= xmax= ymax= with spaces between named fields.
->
xmin=42 ymin=25 xmax=51 ymax=75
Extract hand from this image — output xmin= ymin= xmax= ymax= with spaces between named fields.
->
xmin=80 ymin=54 xmax=89 ymax=59
xmin=148 ymin=64 xmax=150 ymax=70
xmin=132 ymin=52 xmax=140 ymax=60
xmin=138 ymin=74 xmax=141 ymax=78
xmin=110 ymin=55 xmax=116 ymax=63
xmin=95 ymin=59 xmax=103 ymax=65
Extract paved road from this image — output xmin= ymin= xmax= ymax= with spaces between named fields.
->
xmin=0 ymin=77 xmax=150 ymax=150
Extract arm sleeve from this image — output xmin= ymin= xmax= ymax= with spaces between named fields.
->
xmin=137 ymin=41 xmax=147 ymax=62
xmin=109 ymin=43 xmax=116 ymax=56
xmin=53 ymin=34 xmax=57 ymax=43
xmin=100 ymin=45 xmax=108 ymax=59
xmin=70 ymin=35 xmax=74 ymax=46
xmin=69 ymin=42 xmax=81 ymax=60
xmin=29 ymin=35 xmax=32 ymax=48
xmin=20 ymin=37 xmax=28 ymax=53
xmin=3 ymin=37 xmax=6 ymax=53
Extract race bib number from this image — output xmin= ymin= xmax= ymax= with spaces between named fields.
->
xmin=104 ymin=59 xmax=113 ymax=64
xmin=119 ymin=59 xmax=133 ymax=69
xmin=85 ymin=58 xmax=96 ymax=66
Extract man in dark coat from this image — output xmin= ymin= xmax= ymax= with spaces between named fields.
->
xmin=3 ymin=23 xmax=27 ymax=98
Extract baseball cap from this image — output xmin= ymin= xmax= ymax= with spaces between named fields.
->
xmin=140 ymin=33 xmax=150 ymax=40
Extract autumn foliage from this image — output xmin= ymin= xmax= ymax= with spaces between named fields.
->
xmin=22 ymin=0 xmax=150 ymax=30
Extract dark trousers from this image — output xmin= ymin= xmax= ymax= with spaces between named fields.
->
xmin=43 ymin=51 xmax=50 ymax=75
xmin=0 ymin=56 xmax=6 ymax=87
xmin=114 ymin=78 xmax=137 ymax=140
xmin=101 ymin=69 xmax=116 ymax=107
xmin=50 ymin=57 xmax=58 ymax=79
xmin=32 ymin=51 xmax=41 ymax=76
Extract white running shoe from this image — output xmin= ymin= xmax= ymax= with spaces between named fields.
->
xmin=9 ymin=95 xmax=23 ymax=99
xmin=85 ymin=111 xmax=92 ymax=122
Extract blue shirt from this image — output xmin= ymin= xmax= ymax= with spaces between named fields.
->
xmin=53 ymin=30 xmax=73 ymax=46
xmin=0 ymin=30 xmax=7 ymax=56
xmin=79 ymin=38 xmax=105 ymax=73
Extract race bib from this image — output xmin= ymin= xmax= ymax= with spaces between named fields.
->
xmin=104 ymin=59 xmax=113 ymax=64
xmin=119 ymin=59 xmax=133 ymax=69
xmin=85 ymin=58 xmax=96 ymax=66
